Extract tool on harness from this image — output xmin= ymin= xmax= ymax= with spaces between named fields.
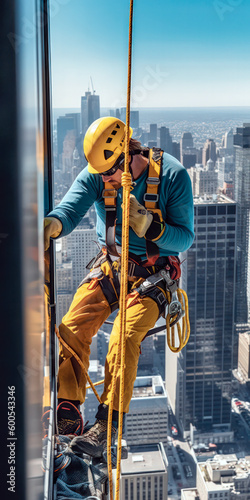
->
xmin=134 ymin=264 xmax=190 ymax=351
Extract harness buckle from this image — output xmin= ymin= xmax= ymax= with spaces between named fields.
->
xmin=156 ymin=291 xmax=166 ymax=306
xmin=128 ymin=260 xmax=136 ymax=277
xmin=146 ymin=177 xmax=160 ymax=185
xmin=102 ymin=188 xmax=117 ymax=198
xmin=143 ymin=193 xmax=159 ymax=203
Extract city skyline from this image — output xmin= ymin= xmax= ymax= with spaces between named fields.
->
xmin=49 ymin=0 xmax=250 ymax=108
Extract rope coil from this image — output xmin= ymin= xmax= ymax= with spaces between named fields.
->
xmin=166 ymin=288 xmax=190 ymax=353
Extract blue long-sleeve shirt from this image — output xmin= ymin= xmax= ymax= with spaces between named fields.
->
xmin=48 ymin=152 xmax=194 ymax=259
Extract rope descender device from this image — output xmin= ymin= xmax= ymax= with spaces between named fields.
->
xmin=138 ymin=268 xmax=190 ymax=353
xmin=163 ymin=271 xmax=190 ymax=353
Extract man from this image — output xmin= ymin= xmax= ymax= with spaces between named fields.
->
xmin=44 ymin=116 xmax=194 ymax=457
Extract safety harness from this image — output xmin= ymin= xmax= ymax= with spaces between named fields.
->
xmin=102 ymin=147 xmax=164 ymax=262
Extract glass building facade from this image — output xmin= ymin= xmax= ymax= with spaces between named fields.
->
xmin=178 ymin=197 xmax=237 ymax=432
xmin=234 ymin=124 xmax=250 ymax=324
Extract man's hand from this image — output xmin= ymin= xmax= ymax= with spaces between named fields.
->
xmin=44 ymin=217 xmax=62 ymax=251
xmin=129 ymin=194 xmax=153 ymax=238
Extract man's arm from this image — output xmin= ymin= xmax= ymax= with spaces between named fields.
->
xmin=47 ymin=167 xmax=100 ymax=237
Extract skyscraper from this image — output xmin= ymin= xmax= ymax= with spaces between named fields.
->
xmin=217 ymin=155 xmax=235 ymax=189
xmin=62 ymin=225 xmax=98 ymax=292
xmin=57 ymin=115 xmax=77 ymax=170
xmin=202 ymin=138 xmax=217 ymax=166
xmin=188 ymin=164 xmax=218 ymax=196
xmin=125 ymin=376 xmax=168 ymax=446
xmin=88 ymin=94 xmax=100 ymax=126
xmin=159 ymin=126 xmax=172 ymax=154
xmin=180 ymin=131 xmax=193 ymax=161
xmin=172 ymin=141 xmax=180 ymax=161
xmin=166 ymin=195 xmax=237 ymax=434
xmin=81 ymin=90 xmax=100 ymax=135
xmin=221 ymin=128 xmax=234 ymax=155
xmin=120 ymin=443 xmax=168 ymax=500
xmin=130 ymin=110 xmax=139 ymax=129
xmin=81 ymin=91 xmax=91 ymax=134
xmin=234 ymin=123 xmax=250 ymax=324
xmin=149 ymin=123 xmax=157 ymax=141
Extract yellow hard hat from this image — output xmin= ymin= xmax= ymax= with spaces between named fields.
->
xmin=84 ymin=116 xmax=133 ymax=174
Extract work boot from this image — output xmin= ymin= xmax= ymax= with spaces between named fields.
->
xmin=57 ymin=400 xmax=84 ymax=436
xmin=70 ymin=418 xmax=117 ymax=457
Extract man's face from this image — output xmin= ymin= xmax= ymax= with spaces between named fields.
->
xmin=101 ymin=154 xmax=132 ymax=188
xmin=101 ymin=168 xmax=123 ymax=188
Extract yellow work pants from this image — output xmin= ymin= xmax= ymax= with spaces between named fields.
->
xmin=57 ymin=267 xmax=159 ymax=413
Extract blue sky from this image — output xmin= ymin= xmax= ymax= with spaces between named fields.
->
xmin=50 ymin=0 xmax=250 ymax=108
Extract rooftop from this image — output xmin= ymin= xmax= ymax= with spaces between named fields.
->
xmin=131 ymin=376 xmax=166 ymax=399
xmin=181 ymin=489 xmax=200 ymax=500
xmin=199 ymin=456 xmax=250 ymax=491
xmin=121 ymin=443 xmax=167 ymax=475
xmin=193 ymin=194 xmax=235 ymax=205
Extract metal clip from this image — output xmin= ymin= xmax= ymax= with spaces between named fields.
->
xmin=146 ymin=177 xmax=160 ymax=185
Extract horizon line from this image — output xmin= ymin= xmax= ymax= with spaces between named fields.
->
xmin=53 ymin=105 xmax=250 ymax=110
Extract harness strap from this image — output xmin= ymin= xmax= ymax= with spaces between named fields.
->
xmin=103 ymin=182 xmax=120 ymax=256
xmin=144 ymin=148 xmax=162 ymax=213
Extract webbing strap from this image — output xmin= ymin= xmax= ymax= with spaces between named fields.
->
xmin=103 ymin=182 xmax=120 ymax=256
xmin=144 ymin=148 xmax=163 ymax=212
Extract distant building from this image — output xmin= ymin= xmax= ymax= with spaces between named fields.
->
xmin=188 ymin=164 xmax=218 ymax=196
xmin=81 ymin=91 xmax=91 ymax=134
xmin=137 ymin=336 xmax=154 ymax=374
xmin=125 ymin=376 xmax=168 ymax=446
xmin=62 ymin=225 xmax=98 ymax=292
xmin=57 ymin=292 xmax=74 ymax=324
xmin=180 ymin=132 xmax=194 ymax=156
xmin=81 ymin=90 xmax=100 ymax=135
xmin=182 ymin=151 xmax=198 ymax=169
xmin=159 ymin=126 xmax=172 ymax=154
xmin=83 ymin=359 xmax=104 ymax=425
xmin=220 ymin=128 xmax=234 ymax=156
xmin=56 ymin=245 xmax=73 ymax=322
xmin=217 ymin=155 xmax=235 ymax=189
xmin=190 ymin=423 xmax=234 ymax=446
xmin=202 ymin=138 xmax=217 ymax=166
xmin=197 ymin=456 xmax=250 ymax=500
xmin=149 ymin=123 xmax=157 ymax=141
xmin=234 ymin=123 xmax=250 ymax=324
xmin=130 ymin=110 xmax=139 ymax=129
xmin=172 ymin=141 xmax=180 ymax=161
xmin=65 ymin=112 xmax=81 ymax=137
xmin=148 ymin=140 xmax=157 ymax=148
xmin=118 ymin=108 xmax=139 ymax=128
xmin=120 ymin=443 xmax=168 ymax=500
xmin=120 ymin=107 xmax=126 ymax=123
xmin=181 ymin=489 xmax=200 ymax=500
xmin=238 ymin=331 xmax=250 ymax=382
xmin=166 ymin=195 xmax=237 ymax=434
xmin=57 ymin=115 xmax=77 ymax=170
xmin=219 ymin=181 xmax=234 ymax=201
xmin=88 ymin=94 xmax=100 ymax=126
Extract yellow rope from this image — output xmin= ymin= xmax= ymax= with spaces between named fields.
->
xmin=107 ymin=2 xmax=134 ymax=498
xmin=54 ymin=326 xmax=102 ymax=405
xmin=86 ymin=379 xmax=104 ymax=389
xmin=166 ymin=288 xmax=190 ymax=353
